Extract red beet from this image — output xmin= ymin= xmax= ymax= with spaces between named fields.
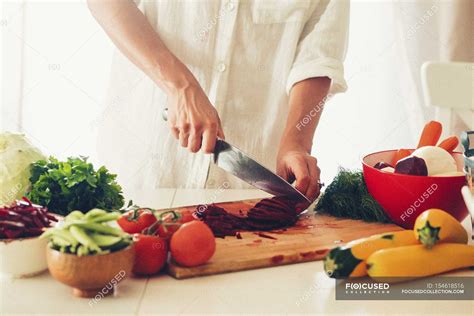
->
xmin=196 ymin=196 xmax=300 ymax=238
xmin=374 ymin=162 xmax=393 ymax=170
xmin=394 ymin=156 xmax=428 ymax=176
xmin=0 ymin=199 xmax=57 ymax=239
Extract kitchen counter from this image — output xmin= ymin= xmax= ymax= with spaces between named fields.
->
xmin=1 ymin=189 xmax=473 ymax=315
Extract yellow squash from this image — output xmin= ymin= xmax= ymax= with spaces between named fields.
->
xmin=324 ymin=230 xmax=418 ymax=278
xmin=367 ymin=243 xmax=474 ymax=281
xmin=414 ymin=208 xmax=468 ymax=249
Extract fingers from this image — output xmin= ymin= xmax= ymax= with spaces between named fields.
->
xmin=284 ymin=154 xmax=320 ymax=201
xmin=173 ymin=122 xmax=220 ymax=153
xmin=292 ymin=158 xmax=311 ymax=196
xmin=169 ymin=103 xmax=223 ymax=152
xmin=305 ymin=157 xmax=321 ymax=201
xmin=170 ymin=126 xmax=179 ymax=140
xmin=217 ymin=118 xmax=225 ymax=140
xmin=202 ymin=126 xmax=218 ymax=154
xmin=188 ymin=128 xmax=203 ymax=153
xmin=178 ymin=123 xmax=190 ymax=148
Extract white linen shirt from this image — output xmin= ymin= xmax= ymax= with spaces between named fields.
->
xmin=97 ymin=0 xmax=349 ymax=198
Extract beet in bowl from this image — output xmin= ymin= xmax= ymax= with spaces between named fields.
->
xmin=0 ymin=198 xmax=57 ymax=278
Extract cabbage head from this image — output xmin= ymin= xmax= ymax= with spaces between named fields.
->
xmin=0 ymin=132 xmax=45 ymax=206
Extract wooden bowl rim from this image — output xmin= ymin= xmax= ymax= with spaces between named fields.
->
xmin=47 ymin=244 xmax=134 ymax=258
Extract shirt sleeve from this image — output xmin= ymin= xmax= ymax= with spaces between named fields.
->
xmin=286 ymin=0 xmax=350 ymax=95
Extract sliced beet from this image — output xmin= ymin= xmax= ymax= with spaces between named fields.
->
xmin=374 ymin=162 xmax=393 ymax=170
xmin=196 ymin=196 xmax=299 ymax=237
xmin=0 ymin=199 xmax=56 ymax=239
xmin=394 ymin=156 xmax=428 ymax=176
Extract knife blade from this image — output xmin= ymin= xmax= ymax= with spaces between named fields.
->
xmin=213 ymin=139 xmax=311 ymax=204
xmin=161 ymin=108 xmax=311 ymax=204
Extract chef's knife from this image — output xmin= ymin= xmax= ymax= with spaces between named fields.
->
xmin=161 ymin=108 xmax=311 ymax=204
xmin=213 ymin=139 xmax=310 ymax=203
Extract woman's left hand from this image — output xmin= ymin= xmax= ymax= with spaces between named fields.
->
xmin=276 ymin=145 xmax=321 ymax=202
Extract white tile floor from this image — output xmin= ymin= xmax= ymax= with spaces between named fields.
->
xmin=1 ymin=189 xmax=473 ymax=315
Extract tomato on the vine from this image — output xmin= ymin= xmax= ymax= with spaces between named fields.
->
xmin=156 ymin=208 xmax=196 ymax=238
xmin=117 ymin=208 xmax=157 ymax=234
xmin=132 ymin=233 xmax=168 ymax=276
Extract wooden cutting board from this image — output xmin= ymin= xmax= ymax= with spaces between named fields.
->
xmin=166 ymin=199 xmax=402 ymax=279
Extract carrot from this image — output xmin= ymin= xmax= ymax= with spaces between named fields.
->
xmin=392 ymin=148 xmax=411 ymax=165
xmin=438 ymin=136 xmax=459 ymax=152
xmin=417 ymin=121 xmax=442 ymax=148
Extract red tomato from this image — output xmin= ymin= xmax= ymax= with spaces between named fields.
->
xmin=170 ymin=220 xmax=216 ymax=267
xmin=117 ymin=209 xmax=157 ymax=234
xmin=132 ymin=234 xmax=168 ymax=276
xmin=157 ymin=208 xmax=196 ymax=238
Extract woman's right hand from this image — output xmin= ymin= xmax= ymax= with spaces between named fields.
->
xmin=167 ymin=81 xmax=225 ymax=154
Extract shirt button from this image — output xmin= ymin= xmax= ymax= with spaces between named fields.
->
xmin=226 ymin=2 xmax=235 ymax=11
xmin=217 ymin=62 xmax=227 ymax=72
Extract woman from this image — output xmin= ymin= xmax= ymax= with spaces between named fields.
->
xmin=88 ymin=0 xmax=349 ymax=202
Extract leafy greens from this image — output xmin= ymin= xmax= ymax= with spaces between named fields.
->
xmin=27 ymin=156 xmax=124 ymax=215
xmin=315 ymin=168 xmax=391 ymax=223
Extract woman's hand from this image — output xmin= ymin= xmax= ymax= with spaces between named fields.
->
xmin=86 ymin=0 xmax=224 ymax=154
xmin=277 ymin=143 xmax=321 ymax=202
xmin=167 ymin=81 xmax=225 ymax=153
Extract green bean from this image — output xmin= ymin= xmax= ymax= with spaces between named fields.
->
xmin=65 ymin=210 xmax=84 ymax=221
xmin=52 ymin=235 xmax=71 ymax=247
xmin=84 ymin=208 xmax=107 ymax=219
xmin=74 ymin=222 xmax=125 ymax=236
xmin=69 ymin=225 xmax=101 ymax=252
xmin=90 ymin=212 xmax=120 ymax=223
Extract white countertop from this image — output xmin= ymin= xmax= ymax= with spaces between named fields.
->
xmin=1 ymin=189 xmax=473 ymax=315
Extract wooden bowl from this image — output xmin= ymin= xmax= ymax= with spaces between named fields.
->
xmin=46 ymin=245 xmax=134 ymax=298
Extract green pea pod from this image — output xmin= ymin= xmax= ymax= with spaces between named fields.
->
xmin=40 ymin=228 xmax=58 ymax=239
xmin=69 ymin=225 xmax=101 ymax=252
xmin=77 ymin=245 xmax=86 ymax=256
xmin=55 ymin=228 xmax=79 ymax=246
xmin=65 ymin=210 xmax=85 ymax=222
xmin=84 ymin=208 xmax=107 ymax=219
xmin=51 ymin=235 xmax=71 ymax=247
xmin=69 ymin=244 xmax=77 ymax=254
xmin=74 ymin=222 xmax=126 ymax=237
xmin=90 ymin=233 xmax=122 ymax=247
xmin=90 ymin=212 xmax=120 ymax=223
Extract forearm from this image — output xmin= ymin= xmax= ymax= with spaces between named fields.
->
xmin=87 ymin=0 xmax=195 ymax=95
xmin=280 ymin=77 xmax=331 ymax=153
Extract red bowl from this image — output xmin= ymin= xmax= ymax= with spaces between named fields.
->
xmin=362 ymin=149 xmax=468 ymax=229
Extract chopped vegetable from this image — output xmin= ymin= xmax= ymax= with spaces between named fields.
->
xmin=40 ymin=209 xmax=131 ymax=256
xmin=0 ymin=133 xmax=45 ymax=206
xmin=315 ymin=168 xmax=391 ymax=223
xmin=0 ymin=197 xmax=57 ymax=239
xmin=27 ymin=156 xmax=124 ymax=216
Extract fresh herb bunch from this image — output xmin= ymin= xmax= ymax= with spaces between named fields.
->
xmin=315 ymin=168 xmax=391 ymax=223
xmin=27 ymin=156 xmax=124 ymax=215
